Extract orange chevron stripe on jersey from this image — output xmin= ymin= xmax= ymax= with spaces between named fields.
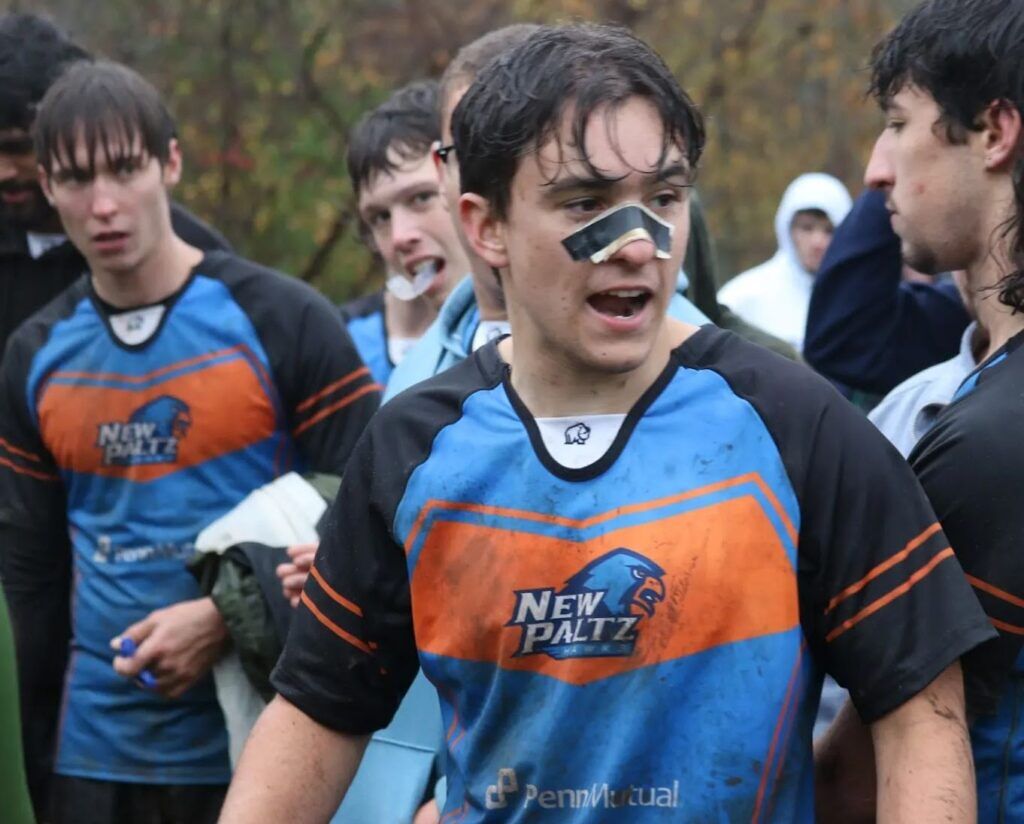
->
xmin=409 ymin=491 xmax=799 ymax=686
xmin=404 ymin=471 xmax=797 ymax=553
xmin=36 ymin=355 xmax=276 ymax=482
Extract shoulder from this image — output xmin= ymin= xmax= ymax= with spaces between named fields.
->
xmin=196 ymin=251 xmax=339 ymax=317
xmin=3 ymin=278 xmax=91 ymax=370
xmin=169 ymin=202 xmax=232 ymax=253
xmin=340 ymin=291 xmax=385 ymax=323
xmin=379 ymin=342 xmax=501 ymax=430
xmin=381 ymin=318 xmax=448 ymax=402
xmin=869 ymin=356 xmax=964 ymax=425
xmin=679 ymin=325 xmax=839 ymax=407
xmin=676 ymin=326 xmax=877 ymax=464
xmin=355 ymin=345 xmax=504 ymax=503
xmin=913 ymin=347 xmax=1024 ymax=467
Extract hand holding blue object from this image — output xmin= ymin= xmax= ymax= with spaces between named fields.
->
xmin=118 ymin=637 xmax=158 ymax=689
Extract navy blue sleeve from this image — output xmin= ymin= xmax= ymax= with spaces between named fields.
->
xmin=0 ymin=334 xmax=72 ymax=814
xmin=804 ymin=188 xmax=969 ymax=395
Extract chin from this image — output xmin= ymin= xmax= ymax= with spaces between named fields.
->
xmin=576 ymin=339 xmax=655 ymax=376
xmin=901 ymin=240 xmax=945 ymax=277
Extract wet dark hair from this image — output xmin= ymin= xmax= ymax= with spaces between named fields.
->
xmin=346 ymin=79 xmax=440 ymax=199
xmin=34 ymin=60 xmax=176 ymax=177
xmin=438 ymin=24 xmax=541 ymax=121
xmin=0 ymin=13 xmax=90 ymax=133
xmin=451 ymin=23 xmax=705 ymax=219
xmin=870 ymin=0 xmax=1024 ymax=312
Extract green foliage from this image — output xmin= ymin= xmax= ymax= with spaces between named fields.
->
xmin=30 ymin=0 xmax=902 ymax=298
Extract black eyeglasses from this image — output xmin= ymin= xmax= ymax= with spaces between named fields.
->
xmin=435 ymin=144 xmax=455 ymax=163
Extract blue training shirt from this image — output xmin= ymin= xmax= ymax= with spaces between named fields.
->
xmin=275 ymin=326 xmax=991 ymax=821
xmin=340 ymin=291 xmax=393 ymax=387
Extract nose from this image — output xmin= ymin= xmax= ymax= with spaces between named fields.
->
xmin=89 ymin=176 xmax=118 ymax=220
xmin=390 ymin=206 xmax=422 ymax=253
xmin=608 ymin=234 xmax=657 ymax=268
xmin=0 ymin=154 xmax=18 ymax=183
xmin=864 ymin=132 xmax=893 ymax=191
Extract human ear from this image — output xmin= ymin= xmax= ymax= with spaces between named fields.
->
xmin=458 ymin=192 xmax=509 ymax=269
xmin=981 ymin=100 xmax=1023 ymax=171
xmin=163 ymin=139 xmax=183 ymax=187
xmin=38 ymin=166 xmax=55 ymax=205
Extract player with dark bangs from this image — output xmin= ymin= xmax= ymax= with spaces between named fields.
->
xmin=0 ymin=60 xmax=379 ymax=824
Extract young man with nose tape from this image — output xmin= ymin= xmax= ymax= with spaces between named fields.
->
xmin=224 ymin=23 xmax=991 ymax=823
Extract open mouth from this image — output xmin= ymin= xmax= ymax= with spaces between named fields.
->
xmin=406 ymin=257 xmax=445 ymax=283
xmin=587 ymin=288 xmax=652 ymax=320
xmin=93 ymin=231 xmax=129 ymax=252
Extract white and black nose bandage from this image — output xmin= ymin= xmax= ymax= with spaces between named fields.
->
xmin=561 ymin=203 xmax=674 ymax=264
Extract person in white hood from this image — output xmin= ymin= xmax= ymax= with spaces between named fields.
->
xmin=718 ymin=173 xmax=852 ymax=352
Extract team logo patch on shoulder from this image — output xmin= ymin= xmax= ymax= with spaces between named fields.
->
xmin=95 ymin=395 xmax=192 ymax=466
xmin=564 ymin=422 xmax=591 ymax=445
xmin=508 ymin=548 xmax=666 ymax=660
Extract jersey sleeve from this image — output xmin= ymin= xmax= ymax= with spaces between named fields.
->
xmin=270 ymin=423 xmax=419 ymax=734
xmin=282 ymin=289 xmax=382 ymax=473
xmin=215 ymin=255 xmax=382 ymax=475
xmin=0 ymin=341 xmax=72 ymax=810
xmin=910 ymin=389 xmax=1024 ymax=716
xmin=797 ymin=393 xmax=995 ymax=722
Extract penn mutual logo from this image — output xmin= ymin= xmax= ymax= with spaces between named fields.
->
xmin=485 ymin=767 xmax=680 ymax=811
xmin=507 ymin=548 xmax=666 ymax=660
xmin=96 ymin=395 xmax=192 ymax=466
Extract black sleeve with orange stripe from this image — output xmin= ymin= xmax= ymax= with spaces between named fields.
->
xmin=689 ymin=329 xmax=995 ymax=723
xmin=911 ymin=351 xmax=1024 ymax=716
xmin=271 ymin=422 xmax=418 ymax=734
xmin=0 ymin=329 xmax=73 ymax=811
xmin=271 ymin=355 xmax=490 ymax=733
xmin=211 ymin=252 xmax=381 ymax=475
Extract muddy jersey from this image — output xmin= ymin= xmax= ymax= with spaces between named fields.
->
xmin=0 ymin=251 xmax=380 ymax=784
xmin=275 ymin=326 xmax=992 ymax=822
xmin=910 ymin=329 xmax=1024 ymax=822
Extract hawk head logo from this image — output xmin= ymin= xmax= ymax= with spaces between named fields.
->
xmin=129 ymin=395 xmax=193 ymax=439
xmin=563 ymin=548 xmax=666 ymax=618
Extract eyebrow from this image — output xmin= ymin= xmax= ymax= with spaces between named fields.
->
xmin=359 ymin=179 xmax=439 ymax=215
xmin=541 ymin=161 xmax=690 ymax=199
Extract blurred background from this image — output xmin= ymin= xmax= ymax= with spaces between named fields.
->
xmin=18 ymin=0 xmax=917 ymax=301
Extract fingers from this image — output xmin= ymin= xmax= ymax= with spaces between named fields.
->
xmin=281 ymin=571 xmax=308 ymax=595
xmin=110 ymin=611 xmax=159 ymax=677
xmin=287 ymin=542 xmax=318 ymax=560
xmin=110 ymin=612 xmax=157 ymax=652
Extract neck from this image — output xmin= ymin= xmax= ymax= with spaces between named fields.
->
xmin=383 ymin=290 xmax=436 ymax=339
xmin=471 ymin=269 xmax=507 ymax=322
xmin=969 ymin=239 xmax=1024 ymax=362
xmin=502 ymin=319 xmax=695 ymax=417
xmin=91 ymin=235 xmax=202 ymax=309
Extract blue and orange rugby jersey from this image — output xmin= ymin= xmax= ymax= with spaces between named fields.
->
xmin=0 ymin=251 xmax=380 ymax=784
xmin=275 ymin=325 xmax=993 ymax=822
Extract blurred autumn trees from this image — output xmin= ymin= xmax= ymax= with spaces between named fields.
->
xmin=22 ymin=0 xmax=913 ymax=299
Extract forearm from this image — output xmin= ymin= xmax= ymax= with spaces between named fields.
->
xmin=220 ymin=695 xmax=369 ymax=823
xmin=815 ymin=700 xmax=876 ymax=824
xmin=872 ymin=662 xmax=975 ymax=823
